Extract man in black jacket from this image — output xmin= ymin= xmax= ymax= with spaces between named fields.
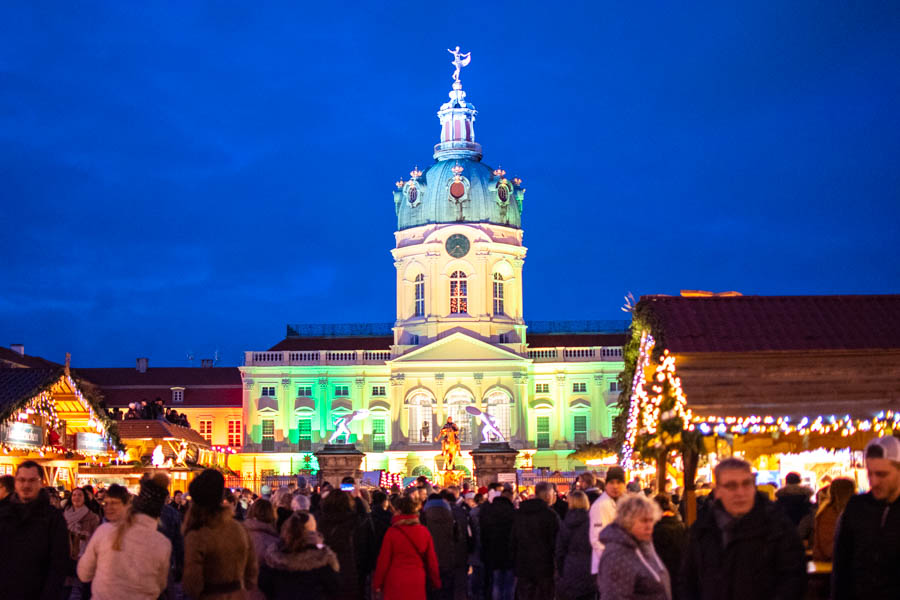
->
xmin=680 ymin=458 xmax=806 ymax=600
xmin=832 ymin=435 xmax=900 ymax=599
xmin=510 ymin=481 xmax=561 ymax=600
xmin=480 ymin=488 xmax=517 ymax=600
xmin=0 ymin=461 xmax=70 ymax=600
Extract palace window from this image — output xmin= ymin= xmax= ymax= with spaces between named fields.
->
xmin=410 ymin=334 xmax=420 ymax=345
xmin=535 ymin=383 xmax=550 ymax=394
xmin=499 ymin=333 xmax=510 ymax=344
xmin=407 ymin=392 xmax=434 ymax=444
xmin=572 ymin=382 xmax=587 ymax=393
xmin=371 ymin=386 xmax=386 ymax=397
xmin=537 ymin=416 xmax=551 ymax=449
xmin=485 ymin=389 xmax=512 ymax=440
xmin=198 ymin=419 xmax=212 ymax=443
xmin=449 ymin=271 xmax=467 ymax=314
xmin=262 ymin=419 xmax=275 ymax=452
xmin=298 ymin=417 xmax=312 ymax=451
xmin=228 ymin=419 xmax=242 ymax=447
xmin=261 ymin=386 xmax=276 ymax=397
xmin=609 ymin=381 xmax=621 ymax=393
xmin=334 ymin=385 xmax=349 ymax=397
xmin=298 ymin=385 xmax=313 ymax=397
xmin=171 ymin=387 xmax=184 ymax=403
xmin=414 ymin=274 xmax=425 ymax=317
xmin=574 ymin=415 xmax=588 ymax=445
xmin=493 ymin=273 xmax=504 ymax=315
xmin=372 ymin=418 xmax=386 ymax=452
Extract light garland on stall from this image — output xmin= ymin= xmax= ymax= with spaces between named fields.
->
xmin=379 ymin=471 xmax=404 ymax=488
xmin=623 ymin=331 xmax=655 ymax=467
xmin=687 ymin=411 xmax=900 ymax=438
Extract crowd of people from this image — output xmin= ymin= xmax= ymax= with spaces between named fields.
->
xmin=110 ymin=397 xmax=191 ymax=428
xmin=0 ymin=434 xmax=899 ymax=599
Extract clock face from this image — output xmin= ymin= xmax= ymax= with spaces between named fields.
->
xmin=445 ymin=234 xmax=470 ymax=258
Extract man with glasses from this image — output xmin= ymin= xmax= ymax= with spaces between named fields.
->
xmin=680 ymin=457 xmax=806 ymax=600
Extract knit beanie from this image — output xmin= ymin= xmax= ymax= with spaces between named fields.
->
xmin=189 ymin=469 xmax=225 ymax=508
xmin=133 ymin=473 xmax=170 ymax=518
xmin=606 ymin=466 xmax=626 ymax=484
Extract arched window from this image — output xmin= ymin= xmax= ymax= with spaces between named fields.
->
xmin=493 ymin=273 xmax=504 ymax=315
xmin=414 ymin=274 xmax=425 ymax=317
xmin=406 ymin=391 xmax=434 ymax=444
xmin=449 ymin=271 xmax=467 ymax=314
xmin=445 ymin=387 xmax=475 ymax=444
xmin=485 ymin=389 xmax=512 ymax=441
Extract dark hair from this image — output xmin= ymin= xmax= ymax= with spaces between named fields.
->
xmin=321 ymin=489 xmax=354 ymax=514
xmin=0 ymin=475 xmax=14 ymax=494
xmin=16 ymin=460 xmax=44 ymax=480
xmin=653 ymin=493 xmax=674 ymax=513
xmin=105 ymin=484 xmax=130 ymax=504
xmin=579 ymin=472 xmax=596 ymax=488
xmin=439 ymin=490 xmax=455 ymax=503
xmin=173 ymin=490 xmax=183 ymax=497
xmin=372 ymin=490 xmax=388 ymax=507
xmin=819 ymin=478 xmax=856 ymax=516
xmin=280 ymin=511 xmax=314 ymax=552
xmin=785 ymin=472 xmax=801 ymax=485
xmin=247 ymin=498 xmax=276 ymax=524
xmin=397 ymin=495 xmax=420 ymax=515
xmin=713 ymin=458 xmax=753 ymax=482
xmin=340 ymin=476 xmax=355 ymax=485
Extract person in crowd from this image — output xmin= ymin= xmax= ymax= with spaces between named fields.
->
xmin=156 ymin=481 xmax=185 ymax=599
xmin=183 ymin=469 xmax=258 ymax=600
xmin=139 ymin=399 xmax=152 ymax=419
xmin=832 ymin=435 xmax=900 ymax=599
xmin=597 ymin=493 xmax=671 ymax=600
xmin=64 ymin=486 xmax=102 ymax=594
xmin=590 ymin=465 xmax=626 ymax=578
xmin=101 ymin=483 xmax=130 ymax=523
xmin=479 ymin=485 xmax=517 ymax=600
xmin=680 ymin=458 xmax=806 ymax=600
xmin=273 ymin=487 xmax=294 ymax=532
xmin=441 ymin=488 xmax=469 ymax=600
xmin=0 ymin=461 xmax=69 ymax=598
xmin=373 ymin=494 xmax=441 ymax=600
xmin=318 ymin=489 xmax=376 ymax=600
xmin=124 ymin=403 xmax=140 ymax=420
xmin=576 ymin=472 xmax=603 ymax=505
xmin=551 ymin=483 xmax=569 ymax=520
xmin=77 ymin=473 xmax=173 ymax=600
xmin=259 ymin=511 xmax=339 ymax=600
xmin=774 ymin=471 xmax=814 ymax=527
xmin=244 ymin=498 xmax=279 ymax=564
xmin=555 ymin=490 xmax=596 ymax=600
xmin=0 ymin=474 xmax=14 ymax=500
xmin=651 ymin=493 xmax=686 ymax=599
xmin=82 ymin=484 xmax=103 ymax=516
xmin=46 ymin=486 xmax=62 ymax=509
xmin=423 ymin=492 xmax=457 ymax=600
xmin=291 ymin=490 xmax=311 ymax=513
xmin=811 ymin=477 xmax=854 ymax=561
xmin=510 ymin=481 xmax=561 ymax=600
xmin=466 ymin=486 xmax=487 ymax=600
xmin=370 ymin=489 xmax=393 ymax=554
xmin=170 ymin=490 xmax=188 ymax=516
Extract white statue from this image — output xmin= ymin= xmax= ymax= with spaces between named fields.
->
xmin=465 ymin=406 xmax=506 ymax=443
xmin=328 ymin=409 xmax=370 ymax=444
xmin=448 ymin=46 xmax=471 ymax=83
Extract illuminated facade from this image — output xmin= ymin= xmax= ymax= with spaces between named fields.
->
xmin=239 ymin=59 xmax=626 ymax=476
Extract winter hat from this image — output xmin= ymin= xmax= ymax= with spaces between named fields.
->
xmin=133 ymin=473 xmax=170 ymax=518
xmin=189 ymin=469 xmax=225 ymax=509
xmin=605 ymin=466 xmax=626 ymax=484
xmin=865 ymin=436 xmax=900 ymax=462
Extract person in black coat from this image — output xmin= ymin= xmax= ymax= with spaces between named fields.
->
xmin=259 ymin=511 xmax=339 ymax=600
xmin=318 ymin=489 xmax=376 ymax=600
xmin=774 ymin=472 xmax=814 ymax=527
xmin=554 ymin=490 xmax=596 ymax=600
xmin=680 ymin=459 xmax=806 ymax=600
xmin=0 ymin=462 xmax=70 ymax=600
xmin=652 ymin=493 xmax=686 ymax=600
xmin=510 ymin=482 xmax=561 ymax=600
xmin=370 ymin=490 xmax=393 ymax=555
xmin=832 ymin=436 xmax=900 ymax=600
xmin=479 ymin=489 xmax=517 ymax=600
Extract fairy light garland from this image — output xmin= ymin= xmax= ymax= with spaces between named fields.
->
xmin=622 ymin=331 xmax=655 ymax=467
xmin=687 ymin=411 xmax=899 ymax=438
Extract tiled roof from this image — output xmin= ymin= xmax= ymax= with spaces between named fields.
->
xmin=269 ymin=337 xmax=393 ymax=351
xmin=100 ymin=387 xmax=242 ymax=408
xmin=0 ymin=347 xmax=60 ymax=369
xmin=0 ymin=368 xmax=63 ymax=414
xmin=637 ymin=294 xmax=900 ymax=353
xmin=116 ymin=419 xmax=210 ymax=447
xmin=527 ymin=333 xmax=627 ymax=347
xmin=76 ymin=367 xmax=241 ymax=387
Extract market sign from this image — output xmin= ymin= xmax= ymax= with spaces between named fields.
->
xmin=1 ymin=422 xmax=43 ymax=448
xmin=76 ymin=433 xmax=108 ymax=453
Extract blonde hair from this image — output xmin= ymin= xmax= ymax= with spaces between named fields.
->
xmin=568 ymin=490 xmax=590 ymax=511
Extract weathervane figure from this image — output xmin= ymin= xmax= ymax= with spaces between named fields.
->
xmin=448 ymin=46 xmax=471 ymax=83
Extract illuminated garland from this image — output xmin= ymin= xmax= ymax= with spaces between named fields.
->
xmin=622 ymin=331 xmax=655 ymax=466
xmin=379 ymin=471 xmax=404 ymax=488
xmin=688 ymin=411 xmax=899 ymax=438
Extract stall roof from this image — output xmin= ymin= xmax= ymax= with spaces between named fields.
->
xmin=117 ymin=419 xmax=211 ymax=447
xmin=0 ymin=368 xmax=62 ymax=412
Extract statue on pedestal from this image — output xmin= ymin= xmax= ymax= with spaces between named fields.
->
xmin=465 ymin=406 xmax=506 ymax=443
xmin=328 ymin=409 xmax=369 ymax=444
xmin=437 ymin=416 xmax=460 ymax=471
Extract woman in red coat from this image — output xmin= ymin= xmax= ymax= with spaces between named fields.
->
xmin=372 ymin=495 xmax=441 ymax=600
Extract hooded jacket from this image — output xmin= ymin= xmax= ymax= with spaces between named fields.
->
xmin=183 ymin=510 xmax=258 ymax=600
xmin=479 ymin=495 xmax=516 ymax=570
xmin=597 ymin=522 xmax=670 ymax=600
xmin=258 ymin=531 xmax=339 ymax=600
xmin=318 ymin=507 xmax=376 ymax=600
xmin=832 ymin=491 xmax=900 ymax=599
xmin=774 ymin=484 xmax=814 ymax=527
xmin=679 ymin=492 xmax=806 ymax=600
xmin=0 ymin=491 xmax=70 ymax=600
xmin=372 ymin=514 xmax=441 ymax=600
xmin=555 ymin=508 xmax=596 ymax=600
xmin=509 ymin=497 xmax=560 ymax=580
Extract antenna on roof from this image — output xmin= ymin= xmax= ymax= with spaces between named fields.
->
xmin=213 ymin=348 xmax=220 ymax=366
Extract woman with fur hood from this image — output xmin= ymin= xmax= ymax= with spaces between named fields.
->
xmin=259 ymin=511 xmax=339 ymax=600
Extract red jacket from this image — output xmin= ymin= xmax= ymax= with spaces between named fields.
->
xmin=372 ymin=514 xmax=441 ymax=600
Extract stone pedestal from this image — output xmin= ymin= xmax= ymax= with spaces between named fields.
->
xmin=315 ymin=444 xmax=365 ymax=488
xmin=471 ymin=442 xmax=519 ymax=488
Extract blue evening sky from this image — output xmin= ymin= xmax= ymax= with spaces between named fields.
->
xmin=2 ymin=2 xmax=898 ymax=366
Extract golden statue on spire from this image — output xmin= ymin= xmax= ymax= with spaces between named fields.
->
xmin=448 ymin=46 xmax=471 ymax=84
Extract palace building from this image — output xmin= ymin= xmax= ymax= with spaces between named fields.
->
xmin=237 ymin=56 xmax=627 ymax=478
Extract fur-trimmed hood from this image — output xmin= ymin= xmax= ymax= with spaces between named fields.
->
xmin=263 ymin=531 xmax=339 ymax=573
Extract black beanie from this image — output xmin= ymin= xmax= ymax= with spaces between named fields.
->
xmin=189 ymin=469 xmax=225 ymax=508
xmin=133 ymin=477 xmax=169 ymax=518
xmin=605 ymin=466 xmax=626 ymax=484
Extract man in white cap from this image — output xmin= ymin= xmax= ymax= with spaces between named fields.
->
xmin=833 ymin=435 xmax=900 ymax=599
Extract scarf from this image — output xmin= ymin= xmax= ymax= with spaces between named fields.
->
xmin=64 ymin=505 xmax=90 ymax=531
